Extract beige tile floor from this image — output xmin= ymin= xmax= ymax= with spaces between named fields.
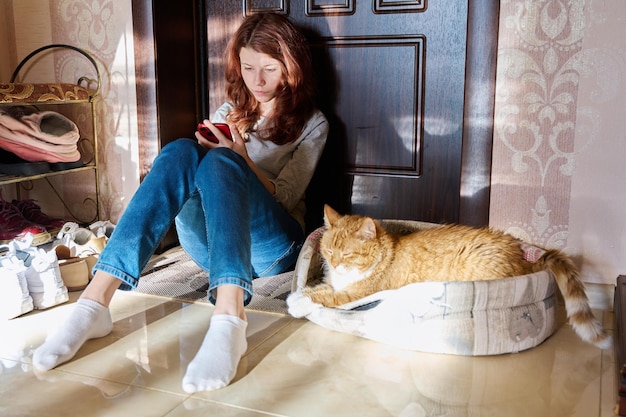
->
xmin=0 ymin=288 xmax=618 ymax=417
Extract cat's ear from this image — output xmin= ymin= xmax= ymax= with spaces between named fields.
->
xmin=358 ymin=218 xmax=377 ymax=240
xmin=323 ymin=204 xmax=341 ymax=227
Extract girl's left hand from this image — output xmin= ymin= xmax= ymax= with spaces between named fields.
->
xmin=195 ymin=120 xmax=249 ymax=159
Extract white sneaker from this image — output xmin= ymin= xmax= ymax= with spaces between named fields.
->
xmin=55 ymin=222 xmax=107 ymax=280
xmin=89 ymin=220 xmax=116 ymax=240
xmin=10 ymin=237 xmax=69 ymax=309
xmin=0 ymin=246 xmax=34 ymax=319
xmin=56 ymin=222 xmax=106 ymax=257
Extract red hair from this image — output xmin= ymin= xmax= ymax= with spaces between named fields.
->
xmin=224 ymin=13 xmax=316 ymax=145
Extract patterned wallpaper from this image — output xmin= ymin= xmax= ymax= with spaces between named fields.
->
xmin=490 ymin=0 xmax=626 ymax=284
xmin=491 ymin=0 xmax=586 ymax=248
xmin=48 ymin=0 xmax=140 ymax=224
xmin=2 ymin=0 xmax=625 ymax=284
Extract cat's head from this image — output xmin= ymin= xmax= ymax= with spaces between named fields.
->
xmin=320 ymin=205 xmax=386 ymax=274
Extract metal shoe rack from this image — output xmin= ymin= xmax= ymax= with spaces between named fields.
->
xmin=0 ymin=44 xmax=100 ymax=223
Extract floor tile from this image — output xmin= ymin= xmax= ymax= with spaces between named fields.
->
xmin=30 ymin=294 xmax=295 ymax=397
xmin=164 ymin=398 xmax=284 ymax=417
xmin=195 ymin=318 xmax=611 ymax=417
xmin=0 ymin=289 xmax=618 ymax=417
xmin=0 ymin=357 xmax=185 ymax=417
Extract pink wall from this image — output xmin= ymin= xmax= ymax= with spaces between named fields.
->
xmin=566 ymin=1 xmax=626 ymax=284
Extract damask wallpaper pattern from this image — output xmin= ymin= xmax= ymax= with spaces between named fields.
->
xmin=490 ymin=0 xmax=626 ymax=284
xmin=47 ymin=0 xmax=140 ymax=224
xmin=491 ymin=0 xmax=587 ymax=247
xmin=2 ymin=0 xmax=625 ymax=285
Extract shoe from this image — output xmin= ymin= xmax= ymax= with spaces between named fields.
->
xmin=12 ymin=199 xmax=66 ymax=233
xmin=9 ymin=237 xmax=69 ymax=309
xmin=57 ymin=256 xmax=89 ymax=291
xmin=55 ymin=222 xmax=107 ymax=279
xmin=0 ymin=199 xmax=50 ymax=245
xmin=0 ymin=246 xmax=34 ymax=319
xmin=89 ymin=220 xmax=116 ymax=240
xmin=54 ymin=245 xmax=90 ymax=290
xmin=56 ymin=222 xmax=106 ymax=257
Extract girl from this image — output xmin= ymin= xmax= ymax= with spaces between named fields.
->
xmin=33 ymin=13 xmax=329 ymax=393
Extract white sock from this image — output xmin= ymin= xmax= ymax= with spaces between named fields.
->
xmin=182 ymin=314 xmax=248 ymax=393
xmin=33 ymin=298 xmax=112 ymax=371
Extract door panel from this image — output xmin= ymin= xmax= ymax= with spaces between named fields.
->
xmin=135 ymin=0 xmax=497 ymax=247
xmin=203 ymin=0 xmax=497 ymax=226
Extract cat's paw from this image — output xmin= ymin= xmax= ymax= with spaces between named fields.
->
xmin=287 ymin=292 xmax=320 ymax=318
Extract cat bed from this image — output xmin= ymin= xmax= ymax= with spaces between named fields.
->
xmin=291 ymin=220 xmax=558 ymax=356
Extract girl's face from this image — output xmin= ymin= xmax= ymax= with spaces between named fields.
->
xmin=239 ymin=46 xmax=284 ymax=115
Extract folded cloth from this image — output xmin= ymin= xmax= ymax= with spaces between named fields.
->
xmin=0 ymin=110 xmax=80 ymax=163
xmin=0 ymin=110 xmax=80 ymax=145
xmin=0 ymin=148 xmax=51 ymax=175
xmin=0 ymin=148 xmax=84 ymax=175
xmin=0 ymin=136 xmax=81 ymax=163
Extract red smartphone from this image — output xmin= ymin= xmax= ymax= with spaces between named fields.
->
xmin=197 ymin=122 xmax=232 ymax=143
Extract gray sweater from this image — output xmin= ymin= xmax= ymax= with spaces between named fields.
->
xmin=212 ymin=102 xmax=329 ymax=230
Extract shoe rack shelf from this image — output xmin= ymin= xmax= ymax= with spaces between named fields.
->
xmin=0 ymin=44 xmax=100 ymax=223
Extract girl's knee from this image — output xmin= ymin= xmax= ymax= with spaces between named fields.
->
xmin=163 ymin=138 xmax=196 ymax=151
xmin=202 ymin=147 xmax=246 ymax=170
xmin=159 ymin=138 xmax=204 ymax=164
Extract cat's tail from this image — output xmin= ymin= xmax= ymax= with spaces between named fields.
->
xmin=535 ymin=249 xmax=612 ymax=350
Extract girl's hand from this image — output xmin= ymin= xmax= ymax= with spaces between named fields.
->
xmin=196 ymin=120 xmax=229 ymax=148
xmin=228 ymin=126 xmax=250 ymax=160
xmin=195 ymin=120 xmax=250 ymax=160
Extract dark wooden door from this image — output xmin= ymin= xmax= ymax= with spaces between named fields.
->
xmin=203 ymin=1 xmax=498 ymax=229
xmin=135 ymin=0 xmax=498 ymax=236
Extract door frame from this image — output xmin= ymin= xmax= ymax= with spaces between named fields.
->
xmin=459 ymin=0 xmax=499 ymax=226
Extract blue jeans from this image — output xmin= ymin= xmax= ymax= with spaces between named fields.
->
xmin=93 ymin=139 xmax=304 ymax=305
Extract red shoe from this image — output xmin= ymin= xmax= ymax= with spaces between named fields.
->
xmin=0 ymin=200 xmax=50 ymax=245
xmin=12 ymin=199 xmax=66 ymax=233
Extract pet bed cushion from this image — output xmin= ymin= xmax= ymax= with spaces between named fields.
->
xmin=291 ymin=220 xmax=557 ymax=356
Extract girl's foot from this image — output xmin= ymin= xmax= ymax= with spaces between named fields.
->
xmin=182 ymin=314 xmax=248 ymax=393
xmin=33 ymin=298 xmax=112 ymax=371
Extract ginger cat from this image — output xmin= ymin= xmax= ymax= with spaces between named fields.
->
xmin=288 ymin=205 xmax=611 ymax=349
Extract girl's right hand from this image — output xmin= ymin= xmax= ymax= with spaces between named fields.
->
xmin=196 ymin=120 xmax=233 ymax=149
xmin=196 ymin=120 xmax=252 ymax=164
